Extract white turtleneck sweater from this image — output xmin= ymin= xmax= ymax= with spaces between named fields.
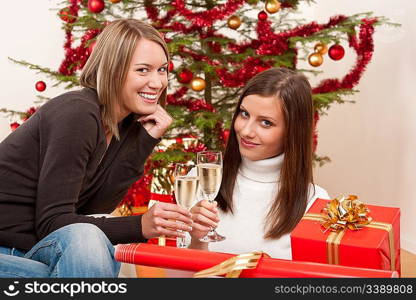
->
xmin=209 ymin=154 xmax=330 ymax=259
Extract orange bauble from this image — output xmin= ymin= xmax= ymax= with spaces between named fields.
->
xmin=190 ymin=77 xmax=206 ymax=92
xmin=314 ymin=42 xmax=328 ymax=55
xmin=308 ymin=52 xmax=323 ymax=67
xmin=227 ymin=15 xmax=241 ymax=30
xmin=265 ymin=0 xmax=281 ymax=14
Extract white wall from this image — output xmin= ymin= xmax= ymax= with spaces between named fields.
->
xmin=302 ymin=0 xmax=416 ymax=253
xmin=0 ymin=0 xmax=67 ymax=139
xmin=1 ymin=1 xmax=415 ymax=253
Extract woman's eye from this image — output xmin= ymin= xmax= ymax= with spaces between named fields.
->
xmin=136 ymin=68 xmax=149 ymax=73
xmin=159 ymin=66 xmax=167 ymax=73
xmin=261 ymin=120 xmax=272 ymax=127
xmin=240 ymin=110 xmax=249 ymax=118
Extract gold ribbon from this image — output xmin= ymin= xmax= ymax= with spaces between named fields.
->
xmin=193 ymin=251 xmax=269 ymax=278
xmin=303 ymin=196 xmax=396 ymax=271
xmin=321 ymin=195 xmax=372 ymax=231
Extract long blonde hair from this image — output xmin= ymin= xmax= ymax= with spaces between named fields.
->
xmin=80 ymin=19 xmax=170 ymax=139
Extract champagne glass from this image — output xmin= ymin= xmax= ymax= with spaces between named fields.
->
xmin=197 ymin=151 xmax=225 ymax=242
xmin=174 ymin=163 xmax=199 ymax=248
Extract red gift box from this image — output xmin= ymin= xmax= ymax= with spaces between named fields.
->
xmin=291 ymin=198 xmax=401 ymax=275
xmin=115 ymin=243 xmax=398 ymax=278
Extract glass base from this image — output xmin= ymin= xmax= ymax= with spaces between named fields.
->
xmin=199 ymin=230 xmax=225 ymax=243
xmin=177 ymin=237 xmax=187 ymax=248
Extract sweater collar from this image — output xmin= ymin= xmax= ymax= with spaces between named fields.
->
xmin=239 ymin=154 xmax=284 ymax=183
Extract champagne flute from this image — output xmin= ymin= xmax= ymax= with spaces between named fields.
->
xmin=197 ymin=151 xmax=225 ymax=242
xmin=174 ymin=163 xmax=199 ymax=248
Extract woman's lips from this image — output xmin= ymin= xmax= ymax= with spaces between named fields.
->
xmin=240 ymin=137 xmax=259 ymax=148
xmin=138 ymin=92 xmax=158 ymax=104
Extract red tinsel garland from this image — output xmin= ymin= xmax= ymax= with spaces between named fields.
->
xmin=167 ymin=87 xmax=216 ymax=112
xmin=171 ymin=0 xmax=245 ymax=27
xmin=58 ymin=0 xmax=102 ymax=76
xmin=123 ymin=174 xmax=153 ymax=207
xmin=215 ymin=15 xmax=352 ymax=87
xmin=145 ymin=0 xmax=177 ymax=27
xmin=312 ymin=18 xmax=377 ymax=94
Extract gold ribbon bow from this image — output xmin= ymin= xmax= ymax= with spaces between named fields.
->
xmin=193 ymin=251 xmax=269 ymax=278
xmin=303 ymin=195 xmax=396 ymax=271
xmin=320 ymin=195 xmax=372 ymax=232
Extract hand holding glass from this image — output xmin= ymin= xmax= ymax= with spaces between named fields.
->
xmin=174 ymin=163 xmax=199 ymax=248
xmin=197 ymin=151 xmax=225 ymax=242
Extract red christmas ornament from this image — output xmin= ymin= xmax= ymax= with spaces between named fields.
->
xmin=222 ymin=129 xmax=230 ymax=142
xmin=59 ymin=8 xmax=76 ymax=23
xmin=23 ymin=107 xmax=38 ymax=121
xmin=88 ymin=0 xmax=105 ymax=13
xmin=177 ymin=69 xmax=193 ymax=84
xmin=328 ymin=44 xmax=345 ymax=60
xmin=258 ymin=11 xmax=268 ymax=21
xmin=168 ymin=61 xmax=174 ymax=72
xmin=10 ymin=122 xmax=20 ymax=131
xmin=35 ymin=81 xmax=46 ymax=92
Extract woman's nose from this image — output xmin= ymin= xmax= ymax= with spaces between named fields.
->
xmin=148 ymin=72 xmax=163 ymax=89
xmin=240 ymin=121 xmax=256 ymax=138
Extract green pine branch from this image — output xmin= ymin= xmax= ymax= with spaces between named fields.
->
xmin=313 ymin=89 xmax=357 ymax=113
xmin=313 ymin=153 xmax=331 ymax=167
xmin=0 ymin=108 xmax=26 ymax=119
xmin=8 ymin=57 xmax=80 ymax=89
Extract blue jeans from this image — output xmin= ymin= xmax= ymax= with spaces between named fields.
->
xmin=0 ymin=223 xmax=120 ymax=278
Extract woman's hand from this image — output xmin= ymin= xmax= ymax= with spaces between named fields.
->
xmin=188 ymin=200 xmax=220 ymax=249
xmin=138 ymin=105 xmax=172 ymax=139
xmin=141 ymin=202 xmax=193 ymax=239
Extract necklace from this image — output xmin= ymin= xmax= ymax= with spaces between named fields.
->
xmin=238 ymin=171 xmax=279 ymax=183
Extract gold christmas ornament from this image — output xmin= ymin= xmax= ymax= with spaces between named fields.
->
xmin=314 ymin=42 xmax=328 ymax=55
xmin=227 ymin=15 xmax=241 ymax=30
xmin=109 ymin=0 xmax=122 ymax=3
xmin=308 ymin=52 xmax=323 ymax=67
xmin=265 ymin=0 xmax=281 ymax=14
xmin=190 ymin=77 xmax=206 ymax=91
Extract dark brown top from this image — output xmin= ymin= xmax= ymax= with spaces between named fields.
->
xmin=0 ymin=88 xmax=159 ymax=250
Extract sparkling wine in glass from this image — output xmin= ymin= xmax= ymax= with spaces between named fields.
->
xmin=197 ymin=151 xmax=225 ymax=242
xmin=174 ymin=163 xmax=199 ymax=248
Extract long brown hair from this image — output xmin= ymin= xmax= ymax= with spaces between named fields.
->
xmin=217 ymin=67 xmax=314 ymax=239
xmin=79 ymin=19 xmax=169 ymax=140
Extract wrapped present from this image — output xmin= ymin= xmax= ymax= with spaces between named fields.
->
xmin=115 ymin=243 xmax=398 ymax=278
xmin=291 ymin=196 xmax=401 ymax=275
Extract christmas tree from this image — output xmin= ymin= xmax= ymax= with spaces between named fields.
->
xmin=1 ymin=0 xmax=393 ymax=210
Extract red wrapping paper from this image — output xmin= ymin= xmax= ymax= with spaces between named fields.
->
xmin=150 ymin=193 xmax=174 ymax=203
xmin=115 ymin=243 xmax=398 ymax=278
xmin=291 ymin=198 xmax=401 ymax=275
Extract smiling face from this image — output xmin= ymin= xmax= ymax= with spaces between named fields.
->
xmin=234 ymin=94 xmax=286 ymax=161
xmin=119 ymin=38 xmax=168 ymax=120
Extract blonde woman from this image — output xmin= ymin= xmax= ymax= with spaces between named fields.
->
xmin=0 ymin=19 xmax=192 ymax=277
